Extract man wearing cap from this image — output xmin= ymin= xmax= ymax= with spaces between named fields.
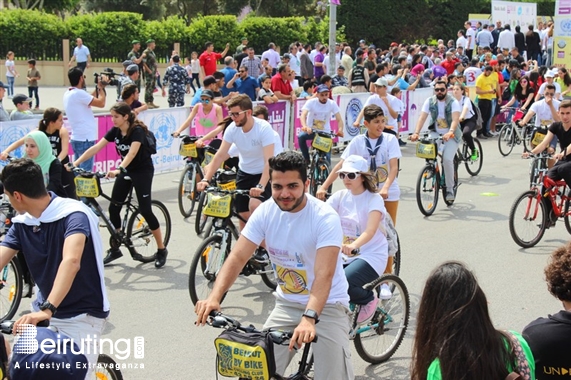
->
xmin=298 ymin=84 xmax=344 ymax=164
xmin=476 ymin=65 xmax=500 ymax=138
xmin=10 ymin=94 xmax=36 ymax=121
xmin=536 ymin=70 xmax=562 ymax=101
xmin=236 ymin=37 xmax=248 ymax=56
xmin=162 ymin=55 xmax=190 ymax=108
xmin=68 ymin=38 xmax=90 ymax=72
xmin=226 ymin=65 xmax=259 ymax=101
xmin=0 ymin=81 xmax=10 ymax=122
xmin=127 ymin=40 xmax=144 ymax=89
xmin=116 ymin=60 xmax=134 ymax=101
xmin=142 ymin=39 xmax=159 ymax=109
xmin=331 ymin=65 xmax=349 ymax=88
xmin=354 ymin=78 xmax=401 ymax=137
xmin=200 ymin=41 xmax=230 ymax=79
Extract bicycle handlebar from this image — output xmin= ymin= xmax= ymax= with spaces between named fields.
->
xmin=69 ymin=166 xmax=107 ymax=178
xmin=0 ymin=319 xmax=50 ymax=335
xmin=205 ymin=187 xmax=251 ymax=196
xmin=310 ymin=129 xmax=337 ymax=138
xmin=524 ymin=152 xmax=553 ymax=159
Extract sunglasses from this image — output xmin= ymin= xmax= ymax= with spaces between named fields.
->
xmin=434 ymin=88 xmax=447 ymax=93
xmin=229 ymin=110 xmax=248 ymax=118
xmin=339 ymin=172 xmax=361 ymax=180
xmin=200 ymin=99 xmax=210 ymax=103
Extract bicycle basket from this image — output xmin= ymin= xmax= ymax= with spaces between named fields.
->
xmin=416 ymin=141 xmax=437 ymax=159
xmin=74 ymin=176 xmax=101 ymax=198
xmin=179 ymin=142 xmax=198 ymax=158
xmin=312 ymin=134 xmax=333 ymax=153
xmin=214 ymin=328 xmax=275 ymax=380
xmin=203 ymin=194 xmax=233 ymax=218
xmin=201 ymin=150 xmax=224 ymax=169
xmin=217 ymin=170 xmax=237 ymax=191
xmin=531 ymin=126 xmax=548 ymax=147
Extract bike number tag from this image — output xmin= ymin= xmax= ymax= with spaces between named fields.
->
xmin=312 ymin=135 xmax=332 ymax=153
xmin=179 ymin=142 xmax=198 ymax=158
xmin=532 ymin=132 xmax=546 ymax=146
xmin=202 ymin=151 xmax=224 ymax=169
xmin=74 ymin=177 xmax=100 ymax=198
xmin=218 ymin=180 xmax=237 ymax=191
xmin=203 ymin=194 xmax=232 ymax=218
xmin=416 ymin=142 xmax=437 ymax=159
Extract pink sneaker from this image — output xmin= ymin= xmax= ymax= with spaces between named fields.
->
xmin=357 ymin=293 xmax=378 ymax=324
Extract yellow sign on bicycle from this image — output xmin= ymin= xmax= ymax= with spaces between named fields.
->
xmin=312 ymin=135 xmax=332 ymax=153
xmin=202 ymin=151 xmax=224 ymax=169
xmin=416 ymin=142 xmax=437 ymax=159
xmin=218 ymin=180 xmax=237 ymax=191
xmin=74 ymin=176 xmax=100 ymax=198
xmin=179 ymin=143 xmax=198 ymax=158
xmin=532 ymin=132 xmax=546 ymax=147
xmin=203 ymin=194 xmax=232 ymax=218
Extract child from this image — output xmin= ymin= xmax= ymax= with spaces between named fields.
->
xmin=9 ymin=94 xmax=35 ymax=120
xmin=257 ymin=76 xmax=279 ymax=104
xmin=184 ymin=57 xmax=195 ymax=94
xmin=190 ymin=52 xmax=201 ymax=90
xmin=299 ymin=81 xmax=315 ymax=99
xmin=26 ymin=59 xmax=41 ymax=110
xmin=5 ymin=51 xmax=18 ymax=98
xmin=390 ymin=87 xmax=407 ymax=146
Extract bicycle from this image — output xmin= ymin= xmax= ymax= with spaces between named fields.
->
xmin=456 ymin=135 xmax=483 ymax=176
xmin=0 ymin=319 xmax=123 ymax=380
xmin=71 ymin=168 xmax=172 ymax=263
xmin=307 ymin=129 xmax=336 ymax=196
xmin=175 ymin=135 xmax=204 ymax=218
xmin=415 ymin=134 xmax=459 ymax=216
xmin=0 ymin=196 xmax=23 ymax=322
xmin=195 ymin=166 xmax=234 ymax=237
xmin=188 ymin=186 xmax=277 ymax=305
xmin=497 ymin=108 xmax=533 ymax=156
xmin=509 ymin=153 xmax=571 ymax=248
xmin=207 ymin=272 xmax=409 ymax=377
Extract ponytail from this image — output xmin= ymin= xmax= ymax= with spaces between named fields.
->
xmin=38 ymin=107 xmax=62 ymax=132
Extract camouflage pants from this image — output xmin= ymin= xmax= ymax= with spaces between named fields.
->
xmin=144 ymin=73 xmax=154 ymax=103
xmin=168 ymin=91 xmax=185 ymax=108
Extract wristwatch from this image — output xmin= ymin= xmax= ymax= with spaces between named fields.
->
xmin=118 ymin=166 xmax=127 ymax=173
xmin=302 ymin=309 xmax=319 ymax=324
xmin=255 ymin=184 xmax=264 ymax=190
xmin=39 ymin=300 xmax=57 ymax=315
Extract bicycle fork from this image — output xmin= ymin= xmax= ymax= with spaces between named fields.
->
xmin=205 ymin=230 xmax=231 ymax=276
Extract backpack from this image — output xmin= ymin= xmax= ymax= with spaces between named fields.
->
xmin=144 ymin=130 xmax=157 ymax=155
xmin=469 ymin=99 xmax=484 ymax=130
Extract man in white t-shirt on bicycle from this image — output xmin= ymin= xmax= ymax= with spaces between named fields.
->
xmin=520 ymin=84 xmax=561 ymax=129
xmin=297 ymin=84 xmax=344 ymax=165
xmin=353 ymin=78 xmax=402 ymax=139
xmin=196 ymin=151 xmax=354 ymax=380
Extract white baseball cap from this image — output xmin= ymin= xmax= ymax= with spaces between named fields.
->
xmin=337 ymin=155 xmax=369 ymax=173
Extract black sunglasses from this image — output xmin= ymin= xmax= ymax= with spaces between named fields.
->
xmin=434 ymin=88 xmax=447 ymax=93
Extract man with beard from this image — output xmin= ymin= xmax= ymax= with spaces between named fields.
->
xmin=297 ymin=84 xmax=344 ymax=165
xmin=197 ymin=95 xmax=274 ymax=229
xmin=411 ymin=80 xmax=462 ymax=202
xmin=195 ymin=150 xmax=354 ymax=380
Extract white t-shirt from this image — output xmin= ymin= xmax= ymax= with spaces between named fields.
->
xmin=302 ymin=98 xmax=340 ymax=133
xmin=364 ymin=94 xmax=401 ymax=127
xmin=5 ymin=60 xmax=15 ymax=77
xmin=341 ymin=133 xmax=402 ymax=201
xmin=464 ymin=67 xmax=482 ymax=86
xmin=242 ymin=195 xmax=349 ymax=306
xmin=223 ymin=117 xmax=275 ymax=174
xmin=456 ymin=36 xmax=467 ymax=49
xmin=466 ymin=28 xmax=477 ymax=49
xmin=288 ymin=54 xmax=301 ymax=76
xmin=228 ymin=130 xmax=282 ymax=157
xmin=327 ymin=190 xmax=388 ymax=276
xmin=421 ymin=97 xmax=462 ymax=134
xmin=530 ymin=99 xmax=561 ymax=127
xmin=63 ymin=88 xmax=97 ymax=141
xmin=538 ymin=82 xmax=562 ymax=99
xmin=459 ymin=95 xmax=475 ymax=119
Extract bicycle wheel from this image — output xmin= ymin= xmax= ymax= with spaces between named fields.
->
xmin=317 ymin=161 xmax=332 ymax=195
xmin=189 ymin=234 xmax=230 ymax=305
xmin=178 ymin=163 xmax=200 ymax=218
xmin=392 ymin=233 xmax=401 ymax=277
xmin=195 ymin=191 xmax=212 ymax=236
xmin=564 ymin=199 xmax=571 ymax=235
xmin=353 ymin=274 xmax=410 ymax=364
xmin=126 ymin=200 xmax=172 ymax=263
xmin=95 ymin=354 xmax=124 ymax=380
xmin=256 ymin=248 xmax=277 ymax=290
xmin=465 ymin=138 xmax=483 ymax=176
xmin=443 ymin=156 xmax=459 ymax=206
xmin=0 ymin=256 xmax=23 ymax=322
xmin=522 ymin=125 xmax=534 ymax=153
xmin=309 ymin=163 xmax=319 ymax=196
xmin=416 ymin=165 xmax=439 ymax=216
xmin=509 ymin=190 xmax=547 ymax=248
xmin=498 ymin=125 xmax=515 ymax=157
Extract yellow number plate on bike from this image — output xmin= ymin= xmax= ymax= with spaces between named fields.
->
xmin=179 ymin=143 xmax=198 ymax=158
xmin=416 ymin=142 xmax=436 ymax=159
xmin=74 ymin=176 xmax=100 ymax=198
xmin=202 ymin=151 xmax=224 ymax=169
xmin=218 ymin=180 xmax=237 ymax=191
xmin=312 ymin=135 xmax=332 ymax=153
xmin=532 ymin=133 xmax=546 ymax=146
xmin=203 ymin=194 xmax=232 ymax=218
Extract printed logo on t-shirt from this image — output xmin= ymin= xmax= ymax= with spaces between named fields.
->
xmin=274 ymin=264 xmax=309 ymax=295
xmin=251 ymin=139 xmax=262 ymax=147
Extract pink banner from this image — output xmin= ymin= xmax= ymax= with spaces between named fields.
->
xmin=293 ymin=98 xmax=339 ymax=149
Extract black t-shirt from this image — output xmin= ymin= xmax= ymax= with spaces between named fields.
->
xmin=515 ymin=87 xmax=535 ymax=102
xmin=523 ymin=310 xmax=571 ymax=380
xmin=104 ymin=126 xmax=153 ymax=171
xmin=368 ymin=73 xmax=379 ymax=89
xmin=44 ymin=129 xmax=69 ymax=165
xmin=548 ymin=122 xmax=571 ymax=159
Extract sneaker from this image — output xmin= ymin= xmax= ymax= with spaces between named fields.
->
xmin=491 ymin=131 xmax=499 ymax=136
xmin=155 ymin=248 xmax=168 ymax=268
xmin=398 ymin=138 xmax=407 ymax=147
xmin=104 ymin=248 xmax=123 ymax=265
xmin=470 ymin=148 xmax=479 ymax=161
xmin=446 ymin=191 xmax=455 ymax=202
xmin=380 ymin=283 xmax=392 ymax=300
xmin=357 ymin=293 xmax=378 ymax=324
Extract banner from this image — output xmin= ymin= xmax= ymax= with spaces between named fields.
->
xmin=491 ymin=0 xmax=537 ymax=29
xmin=293 ymin=97 xmax=340 ymax=149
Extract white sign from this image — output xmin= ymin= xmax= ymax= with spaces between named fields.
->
xmin=491 ymin=0 xmax=537 ymax=29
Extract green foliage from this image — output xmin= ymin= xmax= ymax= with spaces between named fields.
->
xmin=83 ymin=0 xmax=167 ymax=20
xmin=305 ymin=16 xmax=346 ymax=45
xmin=184 ymin=15 xmax=242 ymax=53
xmin=238 ymin=17 xmax=306 ymax=52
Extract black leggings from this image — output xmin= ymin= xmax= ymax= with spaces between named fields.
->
xmin=461 ymin=118 xmax=477 ymax=151
xmin=109 ymin=169 xmax=159 ymax=231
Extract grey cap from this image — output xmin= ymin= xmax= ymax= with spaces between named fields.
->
xmin=374 ymin=78 xmax=389 ymax=87
xmin=127 ymin=64 xmax=139 ymax=73
xmin=122 ymin=60 xmax=134 ymax=67
xmin=12 ymin=94 xmax=33 ymax=105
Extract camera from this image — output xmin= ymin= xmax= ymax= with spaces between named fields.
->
xmin=94 ymin=68 xmax=119 ymax=86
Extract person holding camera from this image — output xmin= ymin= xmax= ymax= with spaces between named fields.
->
xmin=63 ymin=67 xmax=107 ymax=172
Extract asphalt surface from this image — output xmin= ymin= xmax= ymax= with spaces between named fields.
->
xmin=3 ymin=85 xmax=566 ymax=379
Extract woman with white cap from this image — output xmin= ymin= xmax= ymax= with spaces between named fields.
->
xmin=326 ymin=155 xmax=390 ymax=324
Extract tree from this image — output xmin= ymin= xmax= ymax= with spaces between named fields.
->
xmin=82 ymin=0 xmax=167 ymax=20
xmin=9 ymin=0 xmax=80 ymax=12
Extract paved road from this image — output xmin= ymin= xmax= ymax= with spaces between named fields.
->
xmin=4 ymin=101 xmax=566 ymax=378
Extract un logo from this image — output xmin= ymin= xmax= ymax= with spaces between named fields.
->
xmin=345 ymin=98 xmax=363 ymax=137
xmin=0 ymin=125 xmax=28 ymax=166
xmin=149 ymin=113 xmax=176 ymax=151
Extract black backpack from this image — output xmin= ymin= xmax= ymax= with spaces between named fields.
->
xmin=469 ymin=98 xmax=484 ymax=130
xmin=144 ymin=130 xmax=157 ymax=155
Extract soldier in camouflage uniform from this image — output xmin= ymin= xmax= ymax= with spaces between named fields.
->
xmin=162 ymin=55 xmax=190 ymax=108
xmin=127 ymin=40 xmax=144 ymax=91
xmin=142 ymin=39 xmax=158 ymax=109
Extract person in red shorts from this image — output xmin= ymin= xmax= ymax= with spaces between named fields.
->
xmin=199 ymin=41 xmax=230 ymax=78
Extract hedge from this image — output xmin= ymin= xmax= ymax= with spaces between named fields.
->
xmin=0 ymin=10 xmax=345 ymax=63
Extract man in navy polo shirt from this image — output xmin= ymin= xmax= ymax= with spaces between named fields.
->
xmin=226 ymin=65 xmax=259 ymax=101
xmin=0 ymin=159 xmax=109 ymax=378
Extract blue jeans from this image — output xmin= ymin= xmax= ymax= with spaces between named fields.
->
xmin=71 ymin=140 xmax=96 ymax=171
xmin=6 ymin=76 xmax=14 ymax=97
xmin=344 ymin=259 xmax=379 ymax=305
xmin=297 ymin=131 xmax=331 ymax=164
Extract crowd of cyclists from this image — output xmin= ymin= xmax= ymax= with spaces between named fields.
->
xmin=0 ymin=18 xmax=569 ymax=379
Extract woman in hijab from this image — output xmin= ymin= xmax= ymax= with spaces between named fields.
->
xmin=24 ymin=130 xmax=66 ymax=197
